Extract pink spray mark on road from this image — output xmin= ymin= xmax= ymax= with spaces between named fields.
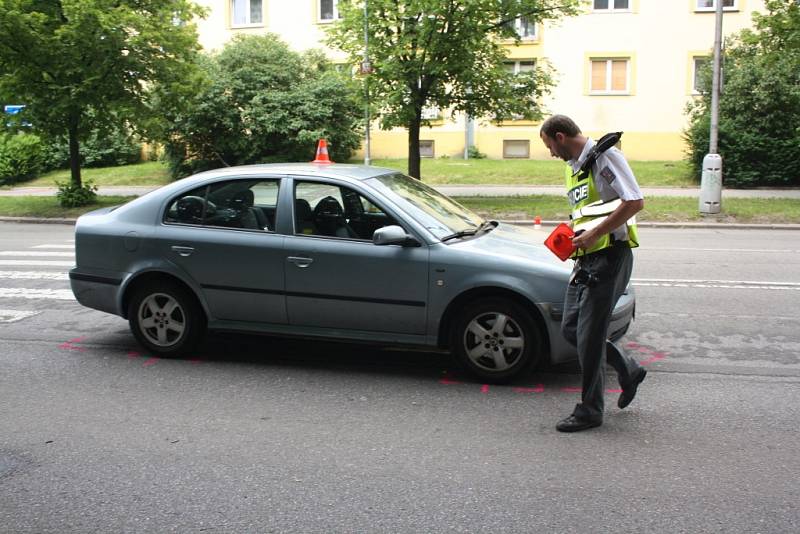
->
xmin=513 ymin=384 xmax=545 ymax=394
xmin=560 ymin=386 xmax=582 ymax=393
xmin=626 ymin=342 xmax=669 ymax=365
xmin=439 ymin=372 xmax=462 ymax=385
xmin=127 ymin=351 xmax=140 ymax=359
xmin=480 ymin=384 xmax=490 ymax=394
xmin=142 ymin=357 xmax=160 ymax=367
xmin=58 ymin=339 xmax=86 ymax=352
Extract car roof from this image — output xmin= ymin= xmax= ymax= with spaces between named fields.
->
xmin=189 ymin=163 xmax=400 ymax=183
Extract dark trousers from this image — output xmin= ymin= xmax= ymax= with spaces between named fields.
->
xmin=561 ymin=243 xmax=642 ymax=421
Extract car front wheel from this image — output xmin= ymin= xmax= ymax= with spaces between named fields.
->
xmin=451 ymin=297 xmax=541 ymax=383
xmin=128 ymin=282 xmax=205 ymax=357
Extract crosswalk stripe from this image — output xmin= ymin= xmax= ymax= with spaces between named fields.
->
xmin=0 ymin=271 xmax=68 ymax=280
xmin=0 ymin=251 xmax=74 ymax=257
xmin=0 ymin=260 xmax=74 ymax=267
xmin=0 ymin=309 xmax=40 ymax=323
xmin=0 ymin=288 xmax=74 ymax=300
xmin=31 ymin=245 xmax=75 ymax=249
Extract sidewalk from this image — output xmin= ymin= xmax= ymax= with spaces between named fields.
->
xmin=2 ymin=184 xmax=800 ymax=199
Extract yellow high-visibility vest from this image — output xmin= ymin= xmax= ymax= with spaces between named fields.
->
xmin=565 ymin=164 xmax=639 ymax=258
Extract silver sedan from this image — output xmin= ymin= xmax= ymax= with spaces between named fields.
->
xmin=69 ymin=163 xmax=635 ymax=382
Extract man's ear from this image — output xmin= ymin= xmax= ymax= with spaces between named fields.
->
xmin=555 ymin=132 xmax=566 ymax=143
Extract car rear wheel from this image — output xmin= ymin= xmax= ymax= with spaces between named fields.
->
xmin=128 ymin=282 xmax=205 ymax=357
xmin=451 ymin=297 xmax=541 ymax=383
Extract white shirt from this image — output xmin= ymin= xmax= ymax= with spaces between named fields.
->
xmin=568 ymin=138 xmax=643 ymax=241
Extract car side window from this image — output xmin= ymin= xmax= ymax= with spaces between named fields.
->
xmin=294 ymin=181 xmax=398 ymax=240
xmin=165 ymin=179 xmax=280 ymax=231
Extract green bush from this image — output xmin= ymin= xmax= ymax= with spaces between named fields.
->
xmin=155 ymin=35 xmax=363 ymax=178
xmin=467 ymin=146 xmax=487 ymax=159
xmin=0 ymin=132 xmax=46 ymax=185
xmin=45 ymin=122 xmax=142 ymax=170
xmin=684 ymin=1 xmax=800 ymax=187
xmin=56 ymin=179 xmax=98 ymax=207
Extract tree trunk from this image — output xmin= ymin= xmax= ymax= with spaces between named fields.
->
xmin=407 ymin=112 xmax=421 ymax=180
xmin=67 ymin=114 xmax=82 ymax=188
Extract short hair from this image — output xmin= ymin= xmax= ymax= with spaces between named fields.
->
xmin=540 ymin=115 xmax=582 ymax=139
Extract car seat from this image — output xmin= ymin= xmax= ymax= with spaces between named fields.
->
xmin=294 ymin=198 xmax=317 ymax=235
xmin=312 ymin=196 xmax=357 ymax=238
xmin=230 ymin=189 xmax=269 ymax=230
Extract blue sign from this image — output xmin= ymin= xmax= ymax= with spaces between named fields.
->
xmin=4 ymin=105 xmax=25 ymax=115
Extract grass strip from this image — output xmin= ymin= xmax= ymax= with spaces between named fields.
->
xmin=0 ymin=196 xmax=137 ymax=218
xmin=7 ymin=159 xmax=697 ymax=189
xmin=10 ymin=161 xmax=171 ymax=188
xmin=359 ymin=159 xmax=696 ymax=187
xmin=453 ymin=196 xmax=800 ymax=224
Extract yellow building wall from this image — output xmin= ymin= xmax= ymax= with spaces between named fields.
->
xmin=195 ymin=0 xmax=765 ymax=161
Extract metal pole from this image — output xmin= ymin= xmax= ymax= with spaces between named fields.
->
xmin=709 ymin=0 xmax=723 ymax=153
xmin=363 ymin=1 xmax=371 ymax=166
xmin=699 ymin=0 xmax=724 ymax=214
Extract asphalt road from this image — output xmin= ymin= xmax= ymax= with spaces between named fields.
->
xmin=1 ymin=223 xmax=798 ymax=533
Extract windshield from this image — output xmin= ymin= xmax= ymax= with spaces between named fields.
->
xmin=366 ymin=173 xmax=484 ymax=239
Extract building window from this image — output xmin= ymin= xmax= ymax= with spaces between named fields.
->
xmin=420 ymin=140 xmax=435 ymax=158
xmin=692 ymin=57 xmax=710 ymax=93
xmin=590 ymin=58 xmax=630 ymax=94
xmin=502 ymin=60 xmax=536 ymax=120
xmin=695 ymin=0 xmax=737 ymax=12
xmin=593 ymin=0 xmax=630 ymax=11
xmin=503 ymin=140 xmax=530 ymax=159
xmin=504 ymin=60 xmax=536 ymax=75
xmin=319 ymin=0 xmax=341 ymax=22
xmin=231 ymin=0 xmax=262 ymax=26
xmin=506 ymin=17 xmax=537 ymax=39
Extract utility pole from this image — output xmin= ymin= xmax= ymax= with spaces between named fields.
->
xmin=362 ymin=0 xmax=371 ymax=166
xmin=700 ymin=0 xmax=724 ymax=214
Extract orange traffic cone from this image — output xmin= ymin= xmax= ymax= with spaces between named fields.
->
xmin=534 ymin=215 xmax=542 ymax=229
xmin=311 ymin=139 xmax=333 ymax=164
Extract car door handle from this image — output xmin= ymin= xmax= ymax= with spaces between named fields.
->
xmin=171 ymin=245 xmax=195 ymax=257
xmin=287 ymin=256 xmax=314 ymax=268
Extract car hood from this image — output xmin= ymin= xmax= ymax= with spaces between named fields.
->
xmin=448 ymin=222 xmax=572 ymax=268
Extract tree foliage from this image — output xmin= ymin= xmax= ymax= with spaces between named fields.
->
xmin=0 ymin=0 xmax=206 ymax=194
xmin=327 ymin=0 xmax=579 ymax=179
xmin=157 ymin=34 xmax=363 ymax=178
xmin=685 ymin=0 xmax=800 ymax=187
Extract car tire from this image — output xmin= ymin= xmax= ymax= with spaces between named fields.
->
xmin=128 ymin=281 xmax=205 ymax=357
xmin=450 ymin=297 xmax=541 ymax=383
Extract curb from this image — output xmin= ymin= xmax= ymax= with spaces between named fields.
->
xmin=0 ymin=216 xmax=76 ymax=225
xmin=2 ymin=216 xmax=800 ymax=230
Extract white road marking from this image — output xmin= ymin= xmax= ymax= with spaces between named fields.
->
xmin=0 ymin=260 xmax=74 ymax=267
xmin=31 ymin=245 xmax=75 ymax=249
xmin=0 ymin=288 xmax=74 ymax=300
xmin=643 ymin=247 xmax=794 ymax=253
xmin=0 ymin=251 xmax=74 ymax=257
xmin=633 ymin=279 xmax=800 ymax=291
xmin=633 ymin=278 xmax=800 ymax=287
xmin=0 ymin=271 xmax=68 ymax=280
xmin=0 ymin=309 xmax=40 ymax=323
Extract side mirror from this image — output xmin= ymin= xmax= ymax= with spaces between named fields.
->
xmin=373 ymin=225 xmax=420 ymax=247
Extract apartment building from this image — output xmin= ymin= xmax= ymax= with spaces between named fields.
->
xmin=195 ymin=0 xmax=765 ymax=160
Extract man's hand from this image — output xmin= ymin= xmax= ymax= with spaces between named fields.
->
xmin=571 ymin=229 xmax=600 ymax=251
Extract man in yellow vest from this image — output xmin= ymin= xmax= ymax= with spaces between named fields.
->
xmin=539 ymin=115 xmax=647 ymax=432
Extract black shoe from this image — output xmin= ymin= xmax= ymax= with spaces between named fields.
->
xmin=618 ymin=368 xmax=647 ymax=409
xmin=556 ymin=414 xmax=602 ymax=433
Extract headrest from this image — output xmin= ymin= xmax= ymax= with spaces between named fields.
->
xmin=231 ymin=189 xmax=254 ymax=209
xmin=295 ymin=198 xmax=313 ymax=220
xmin=313 ymin=196 xmax=344 ymax=217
